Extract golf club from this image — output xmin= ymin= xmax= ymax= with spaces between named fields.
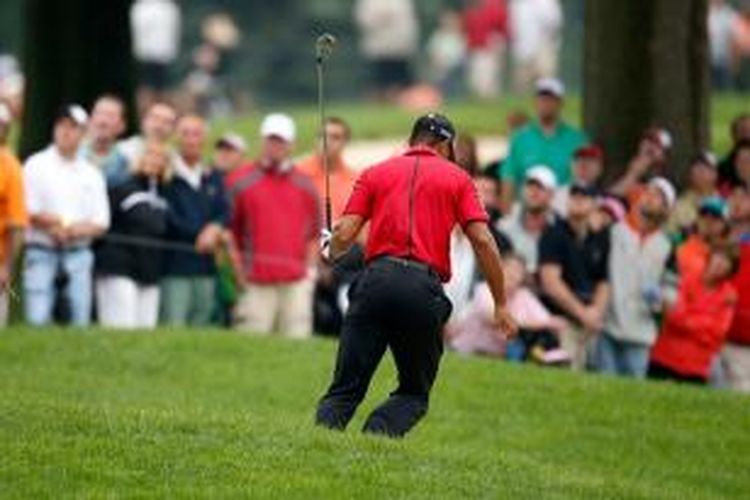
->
xmin=315 ymin=32 xmax=337 ymax=231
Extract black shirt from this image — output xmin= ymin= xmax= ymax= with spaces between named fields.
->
xmin=538 ymin=219 xmax=610 ymax=312
xmin=96 ymin=175 xmax=168 ymax=284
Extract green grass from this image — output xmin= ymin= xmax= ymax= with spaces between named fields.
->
xmin=214 ymin=93 xmax=748 ymax=155
xmin=0 ymin=329 xmax=748 ymax=498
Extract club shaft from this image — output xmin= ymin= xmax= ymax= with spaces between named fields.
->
xmin=317 ymin=59 xmax=333 ymax=231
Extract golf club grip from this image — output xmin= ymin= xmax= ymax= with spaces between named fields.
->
xmin=325 ymin=198 xmax=332 ymax=231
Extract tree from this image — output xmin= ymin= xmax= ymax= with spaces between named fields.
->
xmin=583 ymin=0 xmax=709 ymax=185
xmin=19 ymin=0 xmax=136 ymax=159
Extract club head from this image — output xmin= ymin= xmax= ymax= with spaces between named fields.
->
xmin=316 ymin=33 xmax=337 ymax=62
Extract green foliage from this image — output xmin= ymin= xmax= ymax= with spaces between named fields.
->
xmin=212 ymin=94 xmax=746 ymax=163
xmin=0 ymin=330 xmax=747 ymax=498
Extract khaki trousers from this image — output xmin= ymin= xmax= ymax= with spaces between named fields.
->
xmin=560 ymin=322 xmax=597 ymax=371
xmin=234 ymin=278 xmax=314 ymax=338
xmin=722 ymin=343 xmax=750 ymax=393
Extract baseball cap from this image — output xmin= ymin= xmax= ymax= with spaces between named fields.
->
xmin=693 ymin=150 xmax=718 ymax=169
xmin=574 ymin=144 xmax=604 ymax=160
xmin=569 ymin=181 xmax=599 ymax=198
xmin=599 ymin=195 xmax=627 ymax=222
xmin=215 ymin=132 xmax=247 ymax=152
xmin=0 ymin=102 xmax=11 ymax=124
xmin=535 ymin=77 xmax=565 ymax=98
xmin=643 ymin=127 xmax=673 ymax=151
xmin=260 ymin=113 xmax=296 ymax=142
xmin=648 ymin=176 xmax=677 ymax=209
xmin=55 ymin=104 xmax=88 ymax=127
xmin=525 ymin=165 xmax=557 ymax=191
xmin=699 ymin=196 xmax=729 ymax=220
xmin=410 ymin=112 xmax=456 ymax=143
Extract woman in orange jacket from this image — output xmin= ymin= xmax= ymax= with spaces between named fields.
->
xmin=649 ymin=244 xmax=739 ymax=384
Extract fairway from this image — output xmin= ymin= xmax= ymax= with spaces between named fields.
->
xmin=0 ymin=331 xmax=747 ymax=498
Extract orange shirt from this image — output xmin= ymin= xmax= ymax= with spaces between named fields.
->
xmin=0 ymin=146 xmax=28 ymax=265
xmin=297 ymin=154 xmax=358 ymax=221
xmin=676 ymin=235 xmax=711 ymax=280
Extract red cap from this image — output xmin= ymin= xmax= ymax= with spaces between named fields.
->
xmin=574 ymin=144 xmax=604 ymax=160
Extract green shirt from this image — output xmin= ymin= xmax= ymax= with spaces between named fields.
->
xmin=501 ymin=120 xmax=588 ymax=189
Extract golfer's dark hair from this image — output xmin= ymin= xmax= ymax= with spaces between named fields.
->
xmin=409 ymin=129 xmax=448 ymax=148
xmin=324 ymin=116 xmax=351 ymax=141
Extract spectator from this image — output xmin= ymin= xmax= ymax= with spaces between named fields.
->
xmin=0 ymin=103 xmax=27 ymax=326
xmin=509 ymin=0 xmax=563 ymax=93
xmin=500 ymin=78 xmax=587 ymax=212
xmin=80 ymin=94 xmax=129 ymax=187
xmin=119 ymin=101 xmax=177 ymax=169
xmin=160 ymin=115 xmax=228 ymax=326
xmin=462 ymin=0 xmax=509 ymax=99
xmin=96 ymin=141 xmax=171 ymax=329
xmin=212 ymin=132 xmax=247 ymax=177
xmin=298 ymin=117 xmax=357 ymax=221
xmin=709 ymin=0 xmax=738 ymax=90
xmin=476 ymin=164 xmax=503 ymax=224
xmin=732 ymin=4 xmax=750 ymax=90
xmin=448 ymin=253 xmax=566 ymax=361
xmin=598 ymin=178 xmax=675 ymax=378
xmin=22 ymin=105 xmax=110 ymax=326
xmin=447 ymin=135 xmax=513 ymax=322
xmin=676 ymin=196 xmax=730 ymax=279
xmin=130 ymin=0 xmax=181 ymax=107
xmin=298 ymin=117 xmax=361 ymax=336
xmin=227 ymin=113 xmax=320 ymax=338
xmin=426 ymin=10 xmax=466 ymax=98
xmin=648 ymin=244 xmax=739 ymax=384
xmin=718 ymin=113 xmax=750 ymax=188
xmin=539 ymin=182 xmax=610 ymax=370
xmin=718 ymin=139 xmax=750 ymax=195
xmin=722 ymin=187 xmax=750 ymax=391
xmin=552 ymin=144 xmax=604 ymax=215
xmin=354 ymin=0 xmax=419 ymax=99
xmin=610 ymin=127 xmax=673 ymax=201
xmin=498 ymin=165 xmax=558 ymax=275
xmin=667 ymin=151 xmax=720 ymax=238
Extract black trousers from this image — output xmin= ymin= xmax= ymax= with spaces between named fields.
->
xmin=647 ymin=362 xmax=707 ymax=385
xmin=315 ymin=258 xmax=452 ymax=437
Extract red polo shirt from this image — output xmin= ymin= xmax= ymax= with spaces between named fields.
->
xmin=344 ymin=145 xmax=488 ymax=282
xmin=226 ymin=163 xmax=320 ymax=283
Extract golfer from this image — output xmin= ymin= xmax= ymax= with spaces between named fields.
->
xmin=315 ymin=113 xmax=516 ymax=437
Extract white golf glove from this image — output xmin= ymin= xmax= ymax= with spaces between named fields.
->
xmin=320 ymin=228 xmax=333 ymax=262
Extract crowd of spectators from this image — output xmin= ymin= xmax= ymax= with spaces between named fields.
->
xmin=443 ymin=78 xmax=750 ymax=393
xmin=0 ymin=72 xmax=749 ymax=394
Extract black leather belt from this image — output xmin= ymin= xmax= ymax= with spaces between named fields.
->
xmin=375 ymin=255 xmax=437 ymax=278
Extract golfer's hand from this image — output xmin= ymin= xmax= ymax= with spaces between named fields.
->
xmin=494 ymin=307 xmax=518 ymax=340
xmin=319 ymin=229 xmax=333 ymax=262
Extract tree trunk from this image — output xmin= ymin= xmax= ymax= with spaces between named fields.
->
xmin=19 ymin=0 xmax=136 ymax=159
xmin=584 ymin=0 xmax=709 ymax=186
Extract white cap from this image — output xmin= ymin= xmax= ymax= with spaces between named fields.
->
xmin=525 ymin=165 xmax=558 ymax=191
xmin=535 ymin=77 xmax=565 ymax=98
xmin=57 ymin=104 xmax=89 ymax=127
xmin=648 ymin=176 xmax=676 ymax=209
xmin=216 ymin=132 xmax=248 ymax=152
xmin=0 ymin=102 xmax=11 ymax=124
xmin=260 ymin=113 xmax=296 ymax=143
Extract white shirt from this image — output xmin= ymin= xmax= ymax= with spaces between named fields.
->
xmin=130 ymin=0 xmax=181 ymax=63
xmin=172 ymin=153 xmax=205 ymax=190
xmin=605 ymin=222 xmax=671 ymax=346
xmin=510 ymin=0 xmax=563 ymax=62
xmin=709 ymin=3 xmax=737 ymax=65
xmin=23 ymin=146 xmax=110 ymax=247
